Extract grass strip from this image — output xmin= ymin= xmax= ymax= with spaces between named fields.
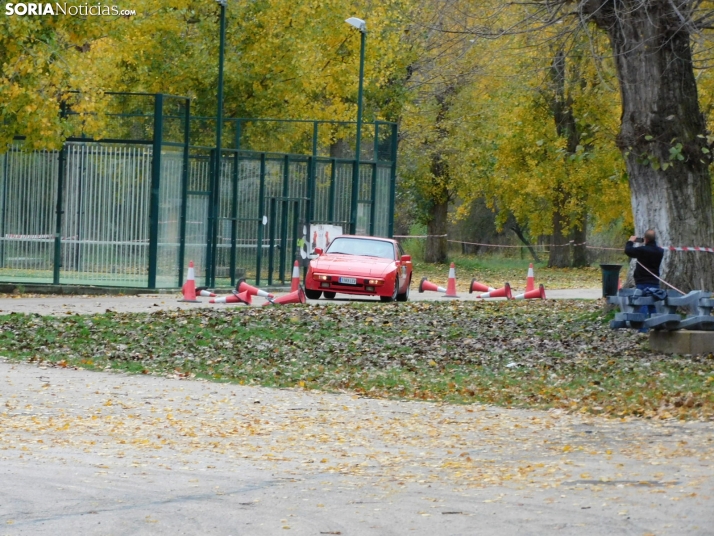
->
xmin=0 ymin=300 xmax=712 ymax=420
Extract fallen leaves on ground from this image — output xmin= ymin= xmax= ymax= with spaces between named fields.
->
xmin=0 ymin=300 xmax=712 ymax=420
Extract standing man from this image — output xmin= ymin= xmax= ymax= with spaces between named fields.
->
xmin=625 ymin=229 xmax=665 ymax=328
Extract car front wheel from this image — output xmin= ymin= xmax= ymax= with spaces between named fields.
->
xmin=305 ymin=289 xmax=322 ymax=300
xmin=396 ymin=275 xmax=410 ymax=302
xmin=380 ymin=277 xmax=399 ymax=303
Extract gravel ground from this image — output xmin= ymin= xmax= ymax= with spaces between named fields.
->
xmin=0 ymin=288 xmax=601 ymax=316
xmin=1 ymin=360 xmax=712 ymax=535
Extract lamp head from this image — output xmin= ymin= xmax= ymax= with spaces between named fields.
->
xmin=216 ymin=0 xmax=227 ymax=6
xmin=345 ymin=17 xmax=366 ymax=32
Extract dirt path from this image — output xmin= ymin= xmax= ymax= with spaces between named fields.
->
xmin=1 ymin=360 xmax=711 ymax=535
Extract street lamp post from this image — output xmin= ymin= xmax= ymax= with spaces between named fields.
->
xmin=207 ymin=0 xmax=227 ymax=286
xmin=346 ymin=17 xmax=366 ymax=235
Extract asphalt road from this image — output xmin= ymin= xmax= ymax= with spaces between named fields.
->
xmin=1 ymin=360 xmax=712 ymax=535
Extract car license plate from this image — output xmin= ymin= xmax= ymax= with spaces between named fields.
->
xmin=339 ymin=277 xmax=357 ymax=285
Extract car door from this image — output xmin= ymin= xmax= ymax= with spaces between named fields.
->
xmin=397 ymin=243 xmax=412 ymax=291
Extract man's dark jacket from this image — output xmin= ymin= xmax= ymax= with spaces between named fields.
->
xmin=625 ymin=240 xmax=664 ymax=286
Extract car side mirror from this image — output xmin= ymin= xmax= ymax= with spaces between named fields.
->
xmin=400 ymin=255 xmax=411 ymax=262
xmin=314 ymin=248 xmax=323 ymax=255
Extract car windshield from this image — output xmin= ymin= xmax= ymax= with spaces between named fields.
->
xmin=326 ymin=237 xmax=395 ymax=259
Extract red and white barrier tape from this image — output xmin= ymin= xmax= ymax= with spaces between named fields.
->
xmin=668 ymin=246 xmax=714 ymax=253
xmin=393 ymin=235 xmax=714 ymax=253
xmin=392 ymin=234 xmax=448 ymax=239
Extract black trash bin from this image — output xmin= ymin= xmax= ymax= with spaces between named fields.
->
xmin=599 ymin=264 xmax=622 ymax=297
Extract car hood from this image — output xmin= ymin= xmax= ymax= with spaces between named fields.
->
xmin=311 ymin=254 xmax=395 ymax=277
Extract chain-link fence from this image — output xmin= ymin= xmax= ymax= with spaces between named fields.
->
xmin=0 ymin=93 xmax=397 ymax=288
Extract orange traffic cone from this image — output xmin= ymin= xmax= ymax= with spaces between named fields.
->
xmin=419 ymin=277 xmax=447 ymax=293
xmin=179 ymin=261 xmax=199 ymax=302
xmin=263 ymin=286 xmax=306 ymax=306
xmin=525 ymin=263 xmax=535 ymax=292
xmin=477 ymin=282 xmax=513 ymax=300
xmin=196 ymin=287 xmax=217 ymax=298
xmin=514 ymin=284 xmax=546 ymax=300
xmin=469 ymin=279 xmax=494 ymax=294
xmin=209 ymin=290 xmax=252 ymax=305
xmin=290 ymin=260 xmax=301 ymax=292
xmin=443 ymin=262 xmax=458 ymax=298
xmin=237 ymin=278 xmax=274 ymax=299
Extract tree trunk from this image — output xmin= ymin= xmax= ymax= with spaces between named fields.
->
xmin=549 ymin=207 xmax=571 ymax=267
xmin=422 ymin=87 xmax=455 ymax=265
xmin=548 ymin=48 xmax=581 ymax=269
xmin=571 ymin=212 xmax=588 ymax=268
xmin=425 ymin=199 xmax=448 ymax=263
xmin=584 ymin=0 xmax=714 ymax=291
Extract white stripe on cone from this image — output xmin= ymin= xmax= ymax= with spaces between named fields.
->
xmin=209 ymin=295 xmax=232 ymax=304
xmin=443 ymin=262 xmax=458 ymax=298
xmin=179 ymin=260 xmax=199 ymax=302
xmin=290 ymin=261 xmax=301 ymax=292
xmin=525 ymin=263 xmax=535 ymax=292
xmin=197 ymin=289 xmax=216 ymax=297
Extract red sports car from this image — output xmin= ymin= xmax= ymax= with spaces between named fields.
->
xmin=305 ymin=235 xmax=413 ymax=302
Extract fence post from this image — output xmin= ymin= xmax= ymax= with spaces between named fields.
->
xmin=255 ymin=153 xmax=266 ymax=286
xmin=369 ymin=162 xmax=378 ymax=236
xmin=205 ymin=149 xmax=216 ymax=288
xmin=328 ymin=157 xmax=337 ymax=222
xmin=178 ymin=97 xmax=190 ymax=287
xmin=305 ymin=121 xmax=318 ymax=232
xmin=290 ymin=200 xmax=299 ymax=270
xmin=0 ymin=148 xmax=9 ymax=269
xmin=148 ymin=93 xmax=164 ymax=289
xmin=53 ymin=143 xmax=66 ymax=285
xmin=268 ymin=197 xmax=276 ymax=285
xmin=388 ymin=122 xmax=398 ymax=238
xmin=350 ymin=160 xmax=359 ymax=235
xmin=369 ymin=122 xmax=379 ymax=236
xmin=230 ymin=151 xmax=239 ymax=287
xmin=280 ymin=154 xmax=290 ymax=281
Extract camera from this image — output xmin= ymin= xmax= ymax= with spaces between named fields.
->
xmin=634 ymin=237 xmax=644 ymax=243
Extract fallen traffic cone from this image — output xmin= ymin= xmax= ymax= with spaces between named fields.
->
xmin=443 ymin=262 xmax=458 ymax=298
xmin=514 ymin=283 xmax=546 ymax=300
xmin=469 ymin=279 xmax=494 ymax=294
xmin=195 ymin=287 xmax=217 ymax=298
xmin=418 ymin=277 xmax=447 ymax=293
xmin=477 ymin=282 xmax=513 ymax=300
xmin=179 ymin=261 xmax=199 ymax=302
xmin=525 ymin=263 xmax=535 ymax=292
xmin=209 ymin=290 xmax=252 ymax=305
xmin=263 ymin=286 xmax=306 ymax=306
xmin=290 ymin=260 xmax=301 ymax=292
xmin=237 ymin=278 xmax=274 ymax=299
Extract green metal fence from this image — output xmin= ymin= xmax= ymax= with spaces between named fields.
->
xmin=0 ymin=92 xmax=397 ymax=288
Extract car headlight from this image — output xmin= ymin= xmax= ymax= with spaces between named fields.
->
xmin=367 ymin=279 xmax=384 ymax=286
xmin=313 ymin=274 xmax=330 ymax=281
